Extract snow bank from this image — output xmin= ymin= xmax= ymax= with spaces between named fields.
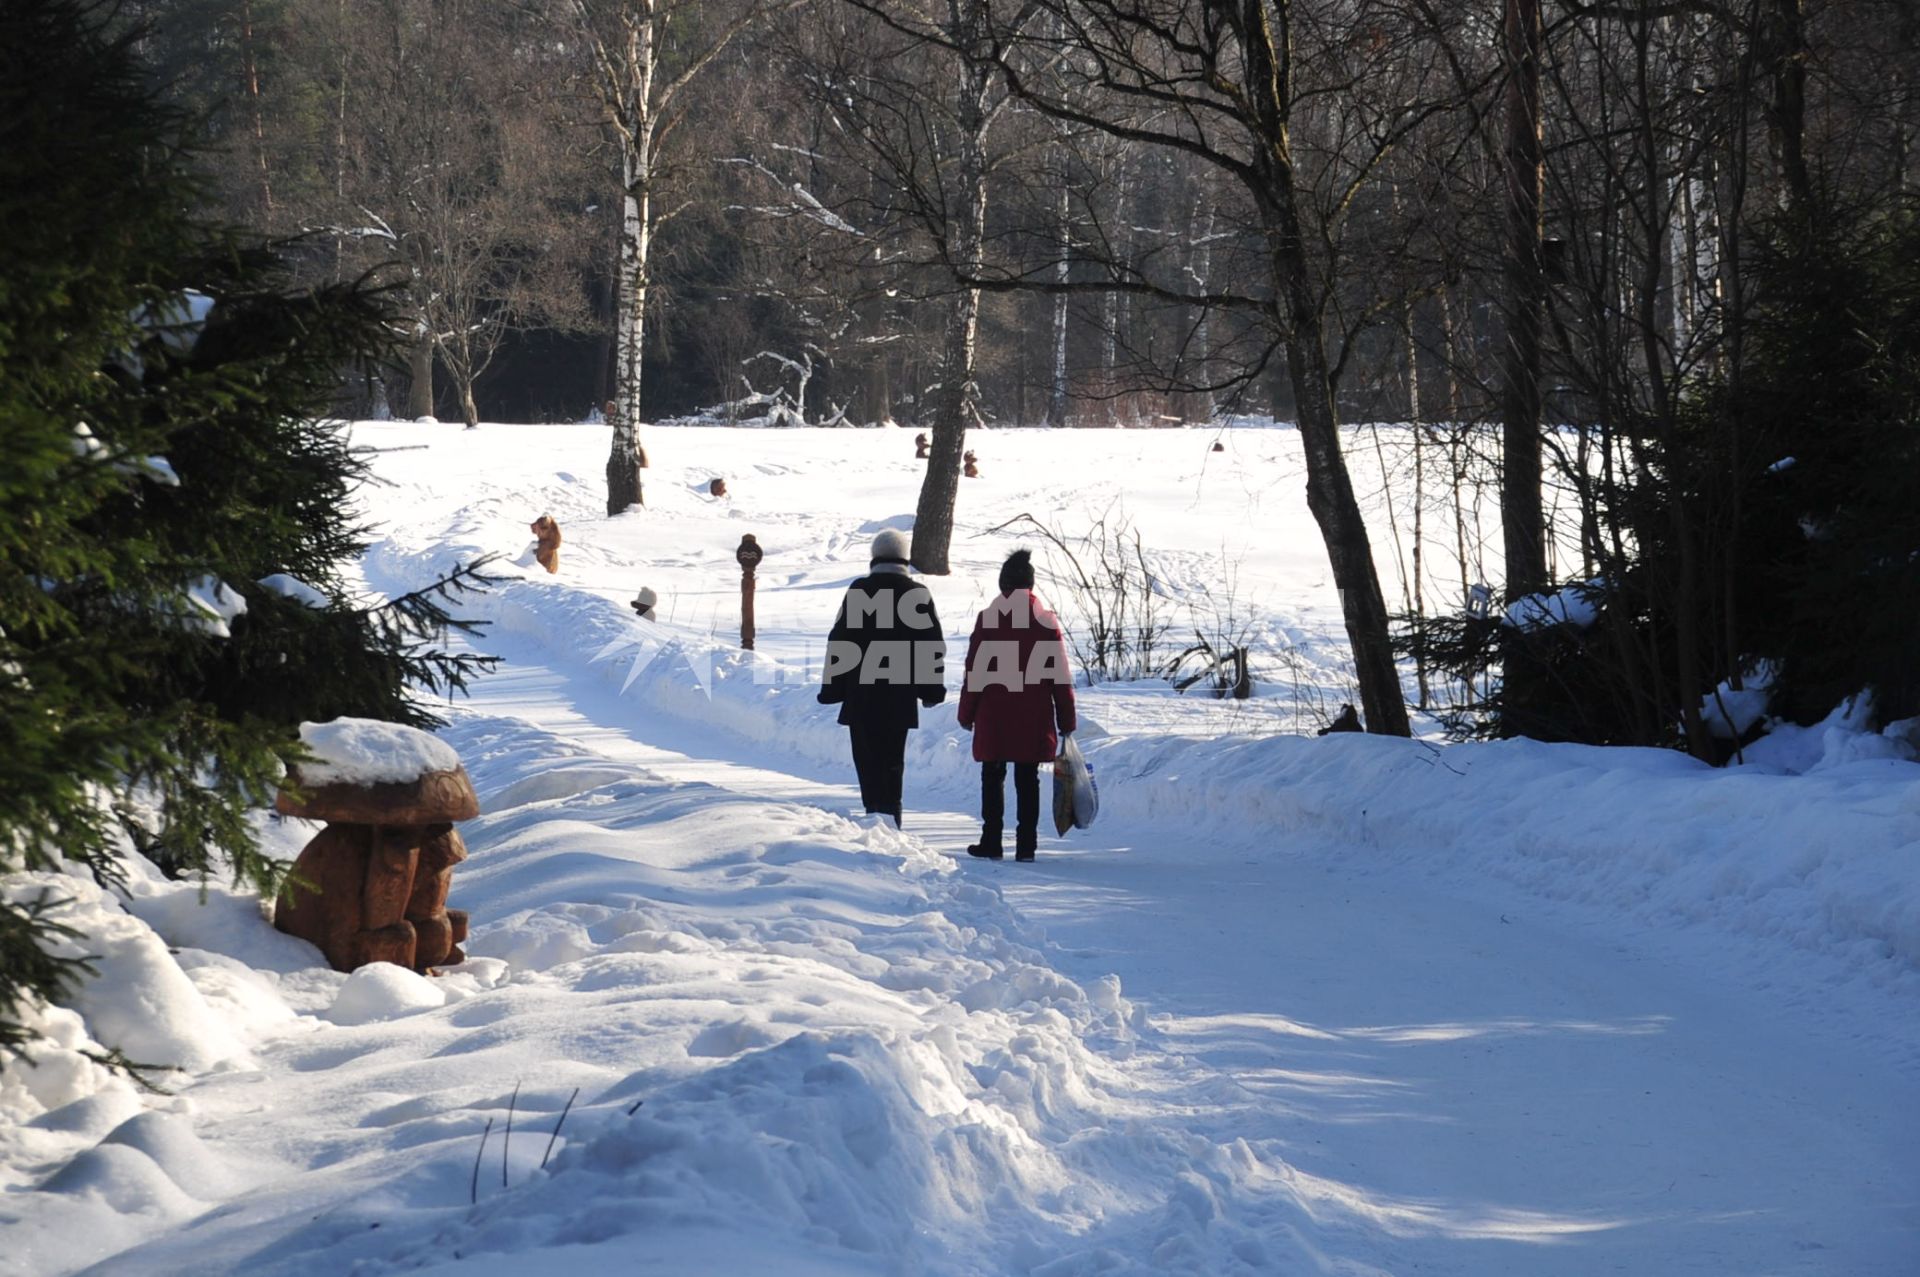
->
xmin=1092 ymin=733 xmax=1920 ymax=997
xmin=0 ymin=999 xmax=129 ymax=1125
xmin=0 ymin=873 xmax=250 ymax=1075
xmin=297 ymin=717 xmax=462 ymax=785
xmin=1738 ymin=692 xmax=1920 ymax=773
xmin=0 ymin=860 xmax=294 ymax=1274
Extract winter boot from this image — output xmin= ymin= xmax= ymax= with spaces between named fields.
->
xmin=1014 ymin=828 xmax=1037 ymax=862
xmin=967 ymin=826 xmax=1004 ymax=860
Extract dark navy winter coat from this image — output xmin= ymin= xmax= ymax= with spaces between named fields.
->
xmin=817 ymin=569 xmax=948 ymax=730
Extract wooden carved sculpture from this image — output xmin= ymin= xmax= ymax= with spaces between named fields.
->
xmin=274 ymin=750 xmax=479 ymax=974
xmin=530 ymin=515 xmax=563 ymax=573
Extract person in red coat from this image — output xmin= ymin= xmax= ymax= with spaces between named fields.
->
xmin=957 ymin=550 xmax=1077 ymax=861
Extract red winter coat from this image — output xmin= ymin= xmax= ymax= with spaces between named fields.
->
xmin=956 ymin=589 xmax=1078 ymax=763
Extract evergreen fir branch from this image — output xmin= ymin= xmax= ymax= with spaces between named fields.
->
xmin=0 ymin=893 xmax=100 ymax=1063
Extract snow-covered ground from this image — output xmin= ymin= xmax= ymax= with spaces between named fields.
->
xmin=3 ymin=422 xmax=1915 ymax=1276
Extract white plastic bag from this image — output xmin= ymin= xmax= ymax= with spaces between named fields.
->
xmin=1051 ymin=734 xmax=1099 ymax=835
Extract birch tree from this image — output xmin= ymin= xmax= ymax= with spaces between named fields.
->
xmin=905 ymin=4 xmax=997 ymax=572
xmin=553 ymin=0 xmax=797 ymax=514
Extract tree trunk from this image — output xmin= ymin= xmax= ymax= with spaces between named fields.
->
xmin=1101 ymin=287 xmax=1119 ymax=424
xmin=867 ymin=347 xmax=892 ymax=425
xmin=1236 ymin=0 xmax=1409 ymax=735
xmin=1760 ymin=0 xmax=1812 ymax=215
xmin=1100 ymin=168 xmax=1131 ymax=425
xmin=407 ymin=320 xmax=434 ymax=420
xmin=1408 ymin=309 xmax=1429 ymax=710
xmin=1047 ymin=181 xmax=1070 ymax=427
xmin=1286 ymin=323 xmax=1409 ymax=736
xmin=238 ymin=0 xmax=274 ymax=220
xmin=330 ymin=0 xmax=348 ymax=280
xmin=592 ymin=238 xmax=616 ymax=413
xmin=910 ymin=68 xmax=990 ymax=574
xmin=1500 ymin=0 xmax=1548 ymax=603
xmin=607 ymin=150 xmax=651 ymax=514
xmin=1185 ymin=201 xmax=1217 ymax=423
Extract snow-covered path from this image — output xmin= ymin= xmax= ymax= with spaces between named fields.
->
xmin=13 ymin=423 xmax=1912 ymax=1277
xmin=459 ymin=621 xmax=1919 ymax=1275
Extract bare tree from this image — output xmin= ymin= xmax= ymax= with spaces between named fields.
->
xmin=262 ymin=0 xmax=602 ymax=426
xmin=944 ymin=1 xmax=1473 ymax=734
xmin=417 ymin=107 xmax=599 ymax=429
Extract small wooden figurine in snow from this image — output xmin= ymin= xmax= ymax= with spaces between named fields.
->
xmin=963 ymin=450 xmax=980 ymax=478
xmin=630 ymin=586 xmax=658 ymax=620
xmin=709 ymin=477 xmax=727 ymax=497
xmin=914 ymin=432 xmax=930 ymax=459
xmin=529 ymin=514 xmax=562 ymax=573
xmin=273 ymin=719 xmax=477 ymax=974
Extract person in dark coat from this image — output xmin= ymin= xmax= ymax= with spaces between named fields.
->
xmin=957 ymin=550 xmax=1077 ymax=861
xmin=818 ymin=529 xmax=947 ymax=826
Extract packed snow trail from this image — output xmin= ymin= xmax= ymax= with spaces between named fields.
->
xmin=442 ymin=621 xmax=1918 ymax=1275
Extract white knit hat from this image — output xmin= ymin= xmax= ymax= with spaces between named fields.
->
xmin=870 ymin=528 xmax=911 ymax=565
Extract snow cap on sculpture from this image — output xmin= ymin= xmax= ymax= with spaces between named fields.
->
xmin=277 ymin=718 xmax=475 ymax=823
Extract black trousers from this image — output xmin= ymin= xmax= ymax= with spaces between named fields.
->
xmin=848 ymin=723 xmax=908 ymax=821
xmin=981 ymin=760 xmax=1040 ymax=840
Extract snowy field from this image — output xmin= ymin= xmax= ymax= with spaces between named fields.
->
xmin=3 ymin=421 xmax=1916 ymax=1276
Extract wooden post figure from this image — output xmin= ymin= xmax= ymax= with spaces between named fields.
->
xmin=914 ymin=432 xmax=930 ymax=459
xmin=963 ymin=449 xmax=980 ymax=478
xmin=709 ymin=477 xmax=727 ymax=497
xmin=630 ymin=586 xmax=658 ymax=620
xmin=736 ymin=534 xmax=763 ymax=650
